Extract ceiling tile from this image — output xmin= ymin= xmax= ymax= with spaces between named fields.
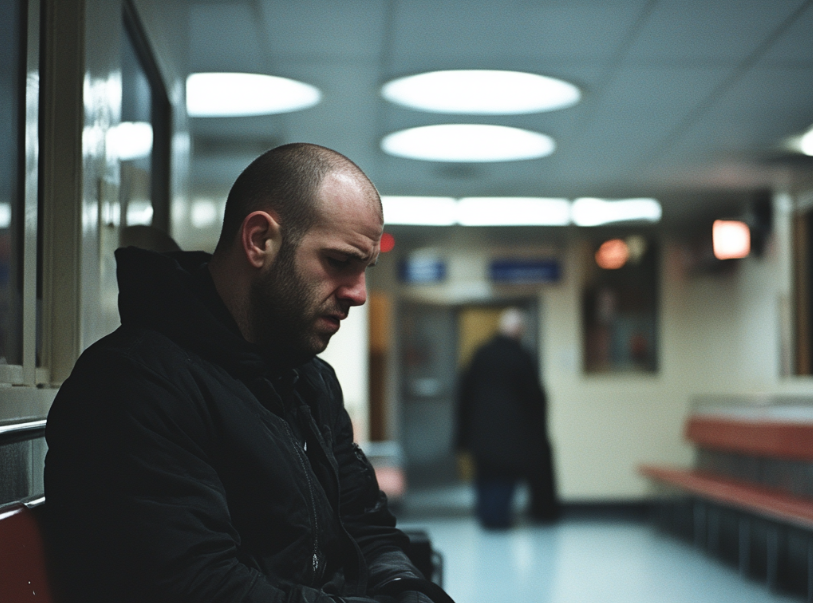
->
xmin=259 ymin=0 xmax=388 ymax=60
xmin=190 ymin=3 xmax=265 ymax=72
xmin=387 ymin=0 xmax=651 ymax=65
xmin=625 ymin=0 xmax=808 ymax=63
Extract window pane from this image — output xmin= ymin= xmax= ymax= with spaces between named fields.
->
xmin=0 ymin=0 xmax=24 ymax=365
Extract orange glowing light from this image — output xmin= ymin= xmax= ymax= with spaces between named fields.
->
xmin=380 ymin=232 xmax=395 ymax=253
xmin=713 ymin=220 xmax=750 ymax=260
xmin=595 ymin=239 xmax=629 ymax=269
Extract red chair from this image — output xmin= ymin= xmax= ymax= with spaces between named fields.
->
xmin=0 ymin=500 xmax=56 ymax=602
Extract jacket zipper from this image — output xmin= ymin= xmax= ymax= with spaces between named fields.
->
xmin=282 ymin=420 xmax=320 ymax=583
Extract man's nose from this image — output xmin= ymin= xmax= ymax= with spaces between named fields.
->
xmin=338 ymin=272 xmax=367 ymax=307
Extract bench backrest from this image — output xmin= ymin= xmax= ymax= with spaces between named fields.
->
xmin=685 ymin=414 xmax=813 ymax=461
xmin=0 ymin=502 xmax=56 ymax=603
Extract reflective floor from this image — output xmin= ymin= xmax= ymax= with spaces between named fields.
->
xmin=397 ymin=486 xmax=800 ymax=603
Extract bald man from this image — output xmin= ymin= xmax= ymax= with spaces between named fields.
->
xmin=46 ymin=144 xmax=450 ymax=603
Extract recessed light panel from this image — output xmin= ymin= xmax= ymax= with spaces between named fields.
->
xmin=457 ymin=197 xmax=570 ymax=226
xmin=571 ymin=198 xmax=662 ymax=226
xmin=381 ymin=196 xmax=457 ymax=226
xmin=382 ymin=124 xmax=555 ymax=162
xmin=186 ymin=73 xmax=321 ymax=117
xmin=382 ymin=70 xmax=581 ymax=114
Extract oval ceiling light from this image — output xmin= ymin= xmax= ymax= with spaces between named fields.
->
xmin=382 ymin=70 xmax=581 ymax=114
xmin=382 ymin=124 xmax=555 ymax=162
xmin=186 ymin=73 xmax=321 ymax=117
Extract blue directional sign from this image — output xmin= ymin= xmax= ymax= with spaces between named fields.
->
xmin=489 ymin=258 xmax=561 ymax=284
xmin=398 ymin=257 xmax=447 ymax=284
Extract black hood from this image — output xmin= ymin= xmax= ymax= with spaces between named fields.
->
xmin=115 ymin=247 xmax=269 ymax=379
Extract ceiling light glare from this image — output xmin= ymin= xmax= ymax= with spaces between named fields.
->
xmin=186 ymin=73 xmax=321 ymax=117
xmin=801 ymin=127 xmax=813 ymax=156
xmin=382 ymin=124 xmax=555 ymax=162
xmin=713 ymin=220 xmax=750 ymax=260
xmin=191 ymin=199 xmax=219 ymax=228
xmin=457 ymin=197 xmax=570 ymax=226
xmin=0 ymin=203 xmax=10 ymax=229
xmin=571 ymin=198 xmax=662 ymax=226
xmin=107 ymin=121 xmax=153 ymax=160
xmin=126 ymin=200 xmax=154 ymax=226
xmin=382 ymin=196 xmax=457 ymax=226
xmin=382 ymin=70 xmax=581 ymax=114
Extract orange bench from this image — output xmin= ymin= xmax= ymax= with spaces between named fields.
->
xmin=0 ymin=499 xmax=56 ymax=603
xmin=642 ymin=411 xmax=813 ymax=600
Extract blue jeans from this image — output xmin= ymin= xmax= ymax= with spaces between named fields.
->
xmin=475 ymin=478 xmax=516 ymax=529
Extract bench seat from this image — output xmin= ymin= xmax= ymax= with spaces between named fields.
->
xmin=640 ymin=465 xmax=813 ymax=529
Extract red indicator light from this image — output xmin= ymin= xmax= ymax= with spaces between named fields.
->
xmin=380 ymin=232 xmax=395 ymax=253
xmin=595 ymin=239 xmax=629 ymax=269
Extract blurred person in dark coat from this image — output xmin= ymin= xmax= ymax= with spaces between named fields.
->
xmin=455 ymin=308 xmax=559 ymax=528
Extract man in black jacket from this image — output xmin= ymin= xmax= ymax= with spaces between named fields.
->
xmin=456 ymin=308 xmax=558 ymax=528
xmin=45 ymin=143 xmax=448 ymax=603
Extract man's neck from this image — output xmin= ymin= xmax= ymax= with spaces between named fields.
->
xmin=207 ymin=254 xmax=254 ymax=343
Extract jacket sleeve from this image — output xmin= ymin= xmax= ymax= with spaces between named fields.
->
xmin=321 ymin=365 xmax=447 ymax=603
xmin=45 ymin=348 xmax=364 ymax=603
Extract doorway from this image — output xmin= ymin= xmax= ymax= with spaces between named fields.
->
xmin=398 ymin=298 xmax=540 ymax=489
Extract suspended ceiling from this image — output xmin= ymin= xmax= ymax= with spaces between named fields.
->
xmin=186 ymin=0 xmax=813 ymax=229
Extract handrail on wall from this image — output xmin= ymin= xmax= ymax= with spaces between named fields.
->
xmin=0 ymin=419 xmax=46 ymax=445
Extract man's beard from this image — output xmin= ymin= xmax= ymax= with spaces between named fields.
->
xmin=249 ymin=242 xmax=330 ymax=366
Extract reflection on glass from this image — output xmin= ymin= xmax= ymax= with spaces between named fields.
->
xmin=120 ymin=24 xmax=153 ymax=227
xmin=0 ymin=0 xmax=23 ymax=365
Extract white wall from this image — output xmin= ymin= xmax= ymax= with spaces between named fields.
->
xmin=377 ymin=191 xmax=813 ymax=501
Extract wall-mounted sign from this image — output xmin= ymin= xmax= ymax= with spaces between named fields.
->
xmin=398 ymin=257 xmax=447 ymax=284
xmin=489 ymin=258 xmax=561 ymax=284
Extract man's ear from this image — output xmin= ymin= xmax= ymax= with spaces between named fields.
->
xmin=240 ymin=211 xmax=282 ymax=269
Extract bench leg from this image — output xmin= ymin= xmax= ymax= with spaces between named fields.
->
xmin=739 ymin=516 xmax=750 ymax=578
xmin=807 ymin=534 xmax=813 ymax=603
xmin=693 ymin=500 xmax=706 ymax=549
xmin=708 ymin=505 xmax=720 ymax=555
xmin=767 ymin=525 xmax=779 ymax=591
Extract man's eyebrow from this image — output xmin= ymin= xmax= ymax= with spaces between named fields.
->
xmin=330 ymin=247 xmax=376 ymax=265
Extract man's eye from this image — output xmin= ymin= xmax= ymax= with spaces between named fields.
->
xmin=327 ymin=257 xmax=350 ymax=268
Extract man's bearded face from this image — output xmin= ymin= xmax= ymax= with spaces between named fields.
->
xmin=249 ymin=240 xmax=340 ymax=365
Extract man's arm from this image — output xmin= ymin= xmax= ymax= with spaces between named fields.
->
xmin=319 ymin=362 xmax=451 ymax=603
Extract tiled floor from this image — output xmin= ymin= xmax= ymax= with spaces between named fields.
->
xmin=397 ymin=486 xmax=800 ymax=603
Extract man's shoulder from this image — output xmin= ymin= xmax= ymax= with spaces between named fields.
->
xmin=76 ymin=324 xmax=194 ymax=374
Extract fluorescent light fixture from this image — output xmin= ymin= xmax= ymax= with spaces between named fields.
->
xmin=382 ymin=124 xmax=555 ymax=162
xmin=382 ymin=70 xmax=581 ymax=114
xmin=381 ymin=196 xmax=457 ymax=226
xmin=457 ymin=197 xmax=570 ymax=226
xmin=107 ymin=121 xmax=153 ymax=160
xmin=186 ymin=73 xmax=321 ymax=117
xmin=713 ymin=220 xmax=750 ymax=259
xmin=801 ymin=127 xmax=813 ymax=156
xmin=571 ymin=198 xmax=662 ymax=226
